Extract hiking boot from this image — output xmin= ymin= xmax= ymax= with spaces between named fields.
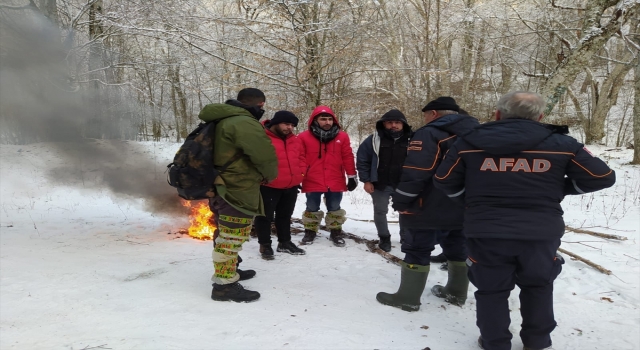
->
xmin=431 ymin=260 xmax=469 ymax=306
xmin=330 ymin=229 xmax=345 ymax=247
xmin=259 ymin=244 xmax=275 ymax=260
xmin=277 ymin=241 xmax=306 ymax=255
xmin=237 ymin=268 xmax=256 ymax=281
xmin=430 ymin=252 xmax=447 ymax=263
xmin=378 ymin=236 xmax=391 ymax=252
xmin=301 ymin=229 xmax=316 ymax=245
xmin=376 ymin=262 xmax=430 ymax=312
xmin=211 ymin=282 xmax=260 ymax=302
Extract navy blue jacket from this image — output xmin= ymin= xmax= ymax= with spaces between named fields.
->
xmin=392 ymin=114 xmax=479 ymax=229
xmin=434 ymin=118 xmax=616 ymax=240
xmin=356 ymin=118 xmax=411 ymax=185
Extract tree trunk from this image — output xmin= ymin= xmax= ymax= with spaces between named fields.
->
xmin=38 ymin=0 xmax=58 ymax=24
xmin=585 ymin=56 xmax=635 ymax=144
xmin=633 ymin=57 xmax=640 ymax=164
xmin=540 ymin=1 xmax=639 ymax=116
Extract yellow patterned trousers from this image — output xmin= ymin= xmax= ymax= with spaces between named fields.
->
xmin=208 ymin=196 xmax=254 ymax=285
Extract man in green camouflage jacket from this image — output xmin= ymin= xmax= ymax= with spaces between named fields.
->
xmin=200 ymin=88 xmax=278 ymax=303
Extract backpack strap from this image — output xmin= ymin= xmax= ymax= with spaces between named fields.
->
xmin=216 ymin=152 xmax=242 ymax=173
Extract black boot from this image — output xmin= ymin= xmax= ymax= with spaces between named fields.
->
xmin=330 ymin=229 xmax=345 ymax=247
xmin=378 ymin=235 xmax=391 ymax=252
xmin=237 ymin=269 xmax=256 ymax=281
xmin=260 ymin=244 xmax=275 ymax=260
xmin=211 ymin=282 xmax=260 ymax=302
xmin=301 ymin=229 xmax=316 ymax=245
xmin=376 ymin=262 xmax=430 ymax=312
xmin=277 ymin=241 xmax=306 ymax=255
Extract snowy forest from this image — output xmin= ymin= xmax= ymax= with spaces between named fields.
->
xmin=0 ymin=0 xmax=639 ymax=161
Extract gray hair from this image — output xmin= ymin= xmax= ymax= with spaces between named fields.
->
xmin=435 ymin=110 xmax=459 ymax=117
xmin=496 ymin=91 xmax=545 ymax=121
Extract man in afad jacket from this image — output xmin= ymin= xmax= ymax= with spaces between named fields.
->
xmin=298 ymin=105 xmax=357 ymax=247
xmin=377 ymin=97 xmax=478 ymax=311
xmin=255 ymin=110 xmax=306 ymax=260
xmin=199 ymin=88 xmax=278 ymax=303
xmin=356 ymin=109 xmax=412 ymax=252
xmin=434 ymin=91 xmax=615 ymax=350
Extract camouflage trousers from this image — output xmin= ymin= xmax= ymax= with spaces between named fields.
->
xmin=208 ymin=196 xmax=254 ymax=285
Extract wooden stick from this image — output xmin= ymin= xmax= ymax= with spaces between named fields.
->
xmin=347 ymin=217 xmax=399 ymax=224
xmin=291 ymin=218 xmax=403 ymax=265
xmin=565 ymin=226 xmax=627 ymax=241
xmin=287 ymin=219 xmax=613 ymax=274
xmin=558 ymin=247 xmax=612 ymax=275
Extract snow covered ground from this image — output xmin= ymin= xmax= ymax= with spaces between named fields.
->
xmin=1 ymin=140 xmax=638 ymax=350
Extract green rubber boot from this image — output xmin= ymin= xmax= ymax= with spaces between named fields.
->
xmin=431 ymin=260 xmax=469 ymax=306
xmin=376 ymin=262 xmax=430 ymax=312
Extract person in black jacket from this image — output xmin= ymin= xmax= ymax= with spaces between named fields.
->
xmin=356 ymin=109 xmax=412 ymax=252
xmin=376 ymin=97 xmax=479 ymax=312
xmin=434 ymin=91 xmax=616 ymax=350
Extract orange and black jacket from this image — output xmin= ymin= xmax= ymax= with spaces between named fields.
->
xmin=392 ymin=113 xmax=479 ymax=229
xmin=434 ymin=118 xmax=616 ymax=240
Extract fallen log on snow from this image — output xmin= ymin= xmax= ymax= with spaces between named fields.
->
xmin=290 ymin=219 xmax=615 ymax=274
xmin=290 ymin=218 xmax=403 ymax=265
xmin=565 ymin=226 xmax=627 ymax=241
xmin=558 ymin=247 xmax=612 ymax=275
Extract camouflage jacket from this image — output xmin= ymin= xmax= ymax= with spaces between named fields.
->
xmin=198 ymin=103 xmax=278 ymax=216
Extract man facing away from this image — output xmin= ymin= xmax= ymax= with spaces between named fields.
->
xmin=298 ymin=105 xmax=358 ymax=247
xmin=254 ymin=110 xmax=306 ymax=260
xmin=199 ymin=88 xmax=278 ymax=303
xmin=377 ymin=97 xmax=478 ymax=311
xmin=434 ymin=91 xmax=615 ymax=350
xmin=356 ymin=109 xmax=412 ymax=252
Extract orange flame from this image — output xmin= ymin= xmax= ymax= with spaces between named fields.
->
xmin=182 ymin=200 xmax=216 ymax=240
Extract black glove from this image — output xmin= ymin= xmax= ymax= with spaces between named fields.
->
xmin=347 ymin=178 xmax=358 ymax=191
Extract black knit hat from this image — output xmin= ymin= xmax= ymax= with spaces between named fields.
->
xmin=267 ymin=110 xmax=299 ymax=127
xmin=422 ymin=96 xmax=460 ymax=112
xmin=380 ymin=109 xmax=408 ymax=123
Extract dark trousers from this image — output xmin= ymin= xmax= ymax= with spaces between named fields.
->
xmin=400 ymin=227 xmax=466 ymax=266
xmin=254 ymin=186 xmax=298 ymax=246
xmin=371 ymin=185 xmax=405 ymax=238
xmin=305 ymin=191 xmax=343 ymax=212
xmin=467 ymin=238 xmax=563 ymax=350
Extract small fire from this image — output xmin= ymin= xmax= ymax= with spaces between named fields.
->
xmin=182 ymin=200 xmax=216 ymax=240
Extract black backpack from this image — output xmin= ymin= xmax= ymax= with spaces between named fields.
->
xmin=166 ymin=120 xmax=240 ymax=200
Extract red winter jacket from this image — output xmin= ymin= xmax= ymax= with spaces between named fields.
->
xmin=299 ymin=106 xmax=357 ymax=193
xmin=262 ymin=120 xmax=305 ymax=189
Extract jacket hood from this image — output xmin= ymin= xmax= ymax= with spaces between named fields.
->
xmin=427 ymin=113 xmax=479 ymax=136
xmin=375 ymin=109 xmax=412 ymax=135
xmin=308 ymin=105 xmax=341 ymax=129
xmin=461 ymin=119 xmax=567 ymax=155
xmin=198 ymin=103 xmax=252 ymax=122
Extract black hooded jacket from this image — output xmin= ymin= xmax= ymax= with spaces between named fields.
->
xmin=392 ymin=113 xmax=479 ymax=229
xmin=434 ymin=118 xmax=616 ymax=240
xmin=356 ymin=112 xmax=412 ymax=189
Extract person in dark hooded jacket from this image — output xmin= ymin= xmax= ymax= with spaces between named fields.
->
xmin=356 ymin=109 xmax=412 ymax=252
xmin=376 ymin=97 xmax=479 ymax=312
xmin=434 ymin=91 xmax=615 ymax=350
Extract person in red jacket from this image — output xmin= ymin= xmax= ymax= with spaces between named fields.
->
xmin=254 ymin=111 xmax=307 ymax=260
xmin=298 ymin=105 xmax=357 ymax=246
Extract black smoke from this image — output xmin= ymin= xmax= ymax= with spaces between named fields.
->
xmin=0 ymin=8 xmax=187 ymax=216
